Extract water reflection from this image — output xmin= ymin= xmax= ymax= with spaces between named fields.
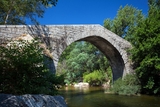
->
xmin=59 ymin=86 xmax=160 ymax=107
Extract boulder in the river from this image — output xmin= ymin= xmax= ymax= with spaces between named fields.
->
xmin=0 ymin=94 xmax=67 ymax=107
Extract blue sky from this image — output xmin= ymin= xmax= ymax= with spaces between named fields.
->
xmin=38 ymin=0 xmax=148 ymax=25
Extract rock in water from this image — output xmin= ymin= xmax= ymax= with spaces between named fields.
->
xmin=0 ymin=94 xmax=67 ymax=107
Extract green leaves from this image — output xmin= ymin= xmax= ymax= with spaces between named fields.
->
xmin=41 ymin=0 xmax=58 ymax=7
xmin=0 ymin=0 xmax=58 ymax=25
xmin=58 ymin=41 xmax=111 ymax=84
xmin=130 ymin=1 xmax=160 ymax=95
xmin=104 ymin=2 xmax=160 ymax=95
xmin=104 ymin=5 xmax=144 ymax=40
xmin=83 ymin=70 xmax=106 ymax=86
xmin=0 ymin=40 xmax=61 ymax=95
xmin=112 ymin=74 xmax=141 ymax=95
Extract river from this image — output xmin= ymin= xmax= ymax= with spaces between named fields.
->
xmin=59 ymin=86 xmax=160 ymax=107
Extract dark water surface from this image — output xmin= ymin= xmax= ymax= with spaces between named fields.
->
xmin=59 ymin=86 xmax=160 ymax=107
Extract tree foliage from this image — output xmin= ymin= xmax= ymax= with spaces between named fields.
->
xmin=130 ymin=0 xmax=160 ymax=94
xmin=58 ymin=41 xmax=111 ymax=84
xmin=0 ymin=40 xmax=62 ymax=95
xmin=83 ymin=70 xmax=107 ymax=86
xmin=104 ymin=5 xmax=144 ymax=40
xmin=111 ymin=74 xmax=141 ymax=95
xmin=41 ymin=0 xmax=58 ymax=7
xmin=0 ymin=0 xmax=58 ymax=25
xmin=104 ymin=2 xmax=160 ymax=95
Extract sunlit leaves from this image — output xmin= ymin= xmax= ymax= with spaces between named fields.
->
xmin=104 ymin=5 xmax=144 ymax=41
xmin=83 ymin=70 xmax=106 ymax=86
xmin=58 ymin=41 xmax=111 ymax=84
xmin=0 ymin=0 xmax=58 ymax=25
xmin=103 ymin=2 xmax=160 ymax=95
xmin=41 ymin=0 xmax=58 ymax=7
xmin=130 ymin=1 xmax=160 ymax=94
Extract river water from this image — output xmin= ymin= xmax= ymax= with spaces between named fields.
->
xmin=59 ymin=86 xmax=160 ymax=107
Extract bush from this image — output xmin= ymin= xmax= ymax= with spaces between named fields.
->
xmin=0 ymin=40 xmax=62 ymax=95
xmin=83 ymin=70 xmax=106 ymax=86
xmin=111 ymin=74 xmax=141 ymax=95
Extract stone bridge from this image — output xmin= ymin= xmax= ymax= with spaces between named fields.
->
xmin=0 ymin=25 xmax=133 ymax=81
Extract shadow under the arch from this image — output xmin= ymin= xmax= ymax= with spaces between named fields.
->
xmin=25 ymin=25 xmax=125 ymax=81
xmin=78 ymin=36 xmax=125 ymax=81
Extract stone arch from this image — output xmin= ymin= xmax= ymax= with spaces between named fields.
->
xmin=0 ymin=25 xmax=133 ymax=81
xmin=79 ymin=36 xmax=125 ymax=81
xmin=51 ymin=25 xmax=133 ymax=81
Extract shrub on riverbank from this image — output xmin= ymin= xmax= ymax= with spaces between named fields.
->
xmin=0 ymin=40 xmax=63 ymax=95
xmin=83 ymin=70 xmax=107 ymax=86
xmin=111 ymin=74 xmax=141 ymax=95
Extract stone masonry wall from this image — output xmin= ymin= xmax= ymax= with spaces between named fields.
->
xmin=0 ymin=25 xmax=133 ymax=81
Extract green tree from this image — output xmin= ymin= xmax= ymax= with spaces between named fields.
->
xmin=0 ymin=40 xmax=62 ymax=95
xmin=58 ymin=41 xmax=111 ymax=84
xmin=41 ymin=0 xmax=58 ymax=7
xmin=111 ymin=74 xmax=141 ymax=95
xmin=104 ymin=5 xmax=144 ymax=41
xmin=83 ymin=70 xmax=107 ymax=86
xmin=59 ymin=42 xmax=77 ymax=62
xmin=130 ymin=0 xmax=160 ymax=94
xmin=64 ymin=42 xmax=95 ymax=83
xmin=0 ymin=0 xmax=58 ymax=25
